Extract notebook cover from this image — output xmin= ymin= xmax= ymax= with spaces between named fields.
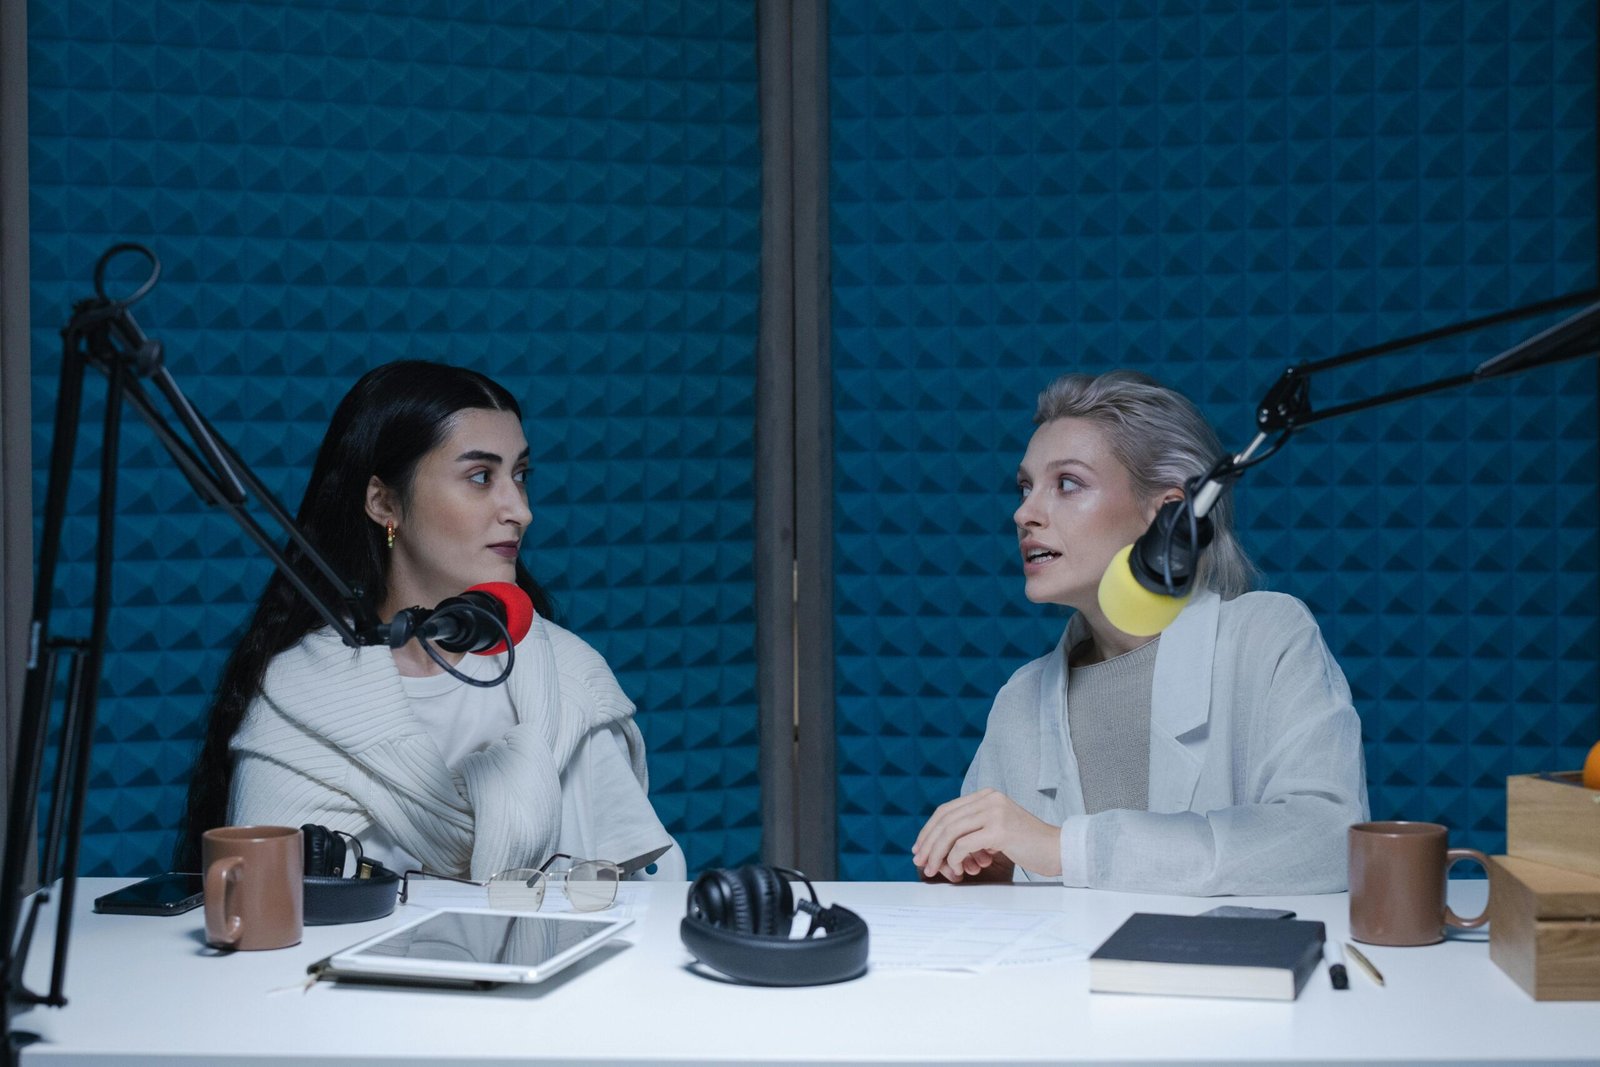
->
xmin=1089 ymin=912 xmax=1326 ymax=1000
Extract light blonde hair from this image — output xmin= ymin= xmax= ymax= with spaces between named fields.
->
xmin=1033 ymin=370 xmax=1258 ymax=598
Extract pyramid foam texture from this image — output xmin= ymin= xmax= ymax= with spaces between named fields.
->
xmin=28 ymin=0 xmax=762 ymax=876
xmin=832 ymin=0 xmax=1600 ymax=879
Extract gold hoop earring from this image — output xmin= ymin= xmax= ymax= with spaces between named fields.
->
xmin=385 ymin=520 xmax=396 ymax=550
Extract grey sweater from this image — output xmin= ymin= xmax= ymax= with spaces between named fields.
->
xmin=1067 ymin=637 xmax=1157 ymax=814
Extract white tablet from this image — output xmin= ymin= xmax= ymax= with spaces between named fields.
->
xmin=326 ymin=908 xmax=633 ymax=985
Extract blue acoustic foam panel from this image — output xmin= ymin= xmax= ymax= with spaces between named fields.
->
xmin=832 ymin=1 xmax=1599 ymax=879
xmin=28 ymin=0 xmax=761 ymax=876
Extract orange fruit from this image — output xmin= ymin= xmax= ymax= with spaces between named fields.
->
xmin=1585 ymin=740 xmax=1600 ymax=790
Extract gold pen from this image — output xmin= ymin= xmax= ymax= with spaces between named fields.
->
xmin=1343 ymin=942 xmax=1385 ymax=987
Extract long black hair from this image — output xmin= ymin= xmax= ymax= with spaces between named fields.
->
xmin=175 ymin=360 xmax=554 ymax=869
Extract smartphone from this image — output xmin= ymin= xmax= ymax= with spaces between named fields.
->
xmin=93 ymin=872 xmax=205 ymax=916
xmin=1198 ymin=905 xmax=1296 ymax=920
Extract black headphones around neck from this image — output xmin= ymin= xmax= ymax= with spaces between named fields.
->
xmin=680 ymin=865 xmax=869 ymax=986
xmin=300 ymin=825 xmax=399 ymax=926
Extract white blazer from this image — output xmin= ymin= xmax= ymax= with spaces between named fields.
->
xmin=963 ymin=590 xmax=1370 ymax=895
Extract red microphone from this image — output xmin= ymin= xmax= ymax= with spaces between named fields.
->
xmin=412 ymin=581 xmax=534 ymax=655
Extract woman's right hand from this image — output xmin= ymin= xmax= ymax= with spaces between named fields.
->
xmin=912 ymin=788 xmax=1061 ymax=881
xmin=917 ymin=847 xmax=1016 ymax=884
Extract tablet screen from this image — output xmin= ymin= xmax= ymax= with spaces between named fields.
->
xmin=331 ymin=910 xmax=632 ymax=983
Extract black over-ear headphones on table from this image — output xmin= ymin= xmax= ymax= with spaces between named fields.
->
xmin=680 ymin=865 xmax=869 ymax=986
xmin=300 ymin=825 xmax=400 ymax=926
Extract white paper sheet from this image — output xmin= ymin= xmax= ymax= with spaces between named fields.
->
xmin=847 ymin=905 xmax=1087 ymax=972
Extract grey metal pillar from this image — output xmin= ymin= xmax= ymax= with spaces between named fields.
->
xmin=756 ymin=0 xmax=833 ymax=876
xmin=0 ymin=0 xmax=33 ymax=882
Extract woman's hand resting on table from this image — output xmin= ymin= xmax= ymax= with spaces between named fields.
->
xmin=912 ymin=788 xmax=1062 ymax=882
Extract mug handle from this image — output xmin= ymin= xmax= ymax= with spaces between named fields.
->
xmin=1443 ymin=848 xmax=1492 ymax=929
xmin=205 ymin=855 xmax=244 ymax=947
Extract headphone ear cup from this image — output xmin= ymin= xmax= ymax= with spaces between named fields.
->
xmin=687 ymin=869 xmax=744 ymax=931
xmin=741 ymin=865 xmax=793 ymax=936
xmin=726 ymin=868 xmax=758 ymax=934
xmin=772 ymin=868 xmax=794 ymax=926
xmin=300 ymin=824 xmax=344 ymax=878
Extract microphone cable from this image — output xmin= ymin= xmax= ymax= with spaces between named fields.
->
xmin=411 ymin=601 xmax=515 ymax=687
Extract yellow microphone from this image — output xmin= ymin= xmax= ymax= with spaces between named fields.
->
xmin=1098 ymin=542 xmax=1191 ymax=636
xmin=1097 ymin=480 xmax=1225 ymax=637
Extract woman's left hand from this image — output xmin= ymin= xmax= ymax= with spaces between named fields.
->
xmin=912 ymin=788 xmax=1062 ymax=881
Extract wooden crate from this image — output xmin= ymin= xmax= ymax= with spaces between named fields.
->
xmin=1487 ymin=855 xmax=1600 ymax=1001
xmin=1505 ymin=771 xmax=1600 ymax=878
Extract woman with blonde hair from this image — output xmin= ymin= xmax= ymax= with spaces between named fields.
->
xmin=913 ymin=370 xmax=1368 ymax=895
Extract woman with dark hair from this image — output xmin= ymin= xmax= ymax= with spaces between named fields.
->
xmin=179 ymin=360 xmax=682 ymax=881
xmin=912 ymin=370 xmax=1367 ymax=895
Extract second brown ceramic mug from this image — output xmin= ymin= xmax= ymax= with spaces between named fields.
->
xmin=1348 ymin=820 xmax=1491 ymax=946
xmin=202 ymin=825 xmax=303 ymax=950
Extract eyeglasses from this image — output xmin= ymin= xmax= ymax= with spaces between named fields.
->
xmin=400 ymin=853 xmax=621 ymax=912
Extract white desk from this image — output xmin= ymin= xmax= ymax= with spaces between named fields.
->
xmin=13 ymin=877 xmax=1595 ymax=1065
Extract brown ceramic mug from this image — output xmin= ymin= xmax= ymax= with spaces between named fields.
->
xmin=1348 ymin=821 xmax=1491 ymax=946
xmin=202 ymin=825 xmax=303 ymax=950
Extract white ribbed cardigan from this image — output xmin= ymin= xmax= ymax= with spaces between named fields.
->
xmin=228 ymin=614 xmax=669 ymax=880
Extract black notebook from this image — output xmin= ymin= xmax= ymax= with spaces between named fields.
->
xmin=1089 ymin=912 xmax=1326 ymax=1001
